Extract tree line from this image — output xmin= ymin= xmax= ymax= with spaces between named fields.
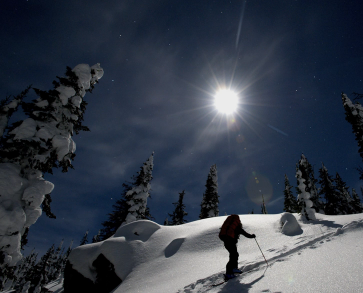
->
xmin=282 ymin=92 xmax=363 ymax=219
xmin=283 ymin=154 xmax=363 ymax=219
xmin=0 ymin=240 xmax=72 ymax=292
xmin=91 ymin=158 xmax=220 ymax=242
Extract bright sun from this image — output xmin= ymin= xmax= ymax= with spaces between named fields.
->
xmin=214 ymin=89 xmax=239 ymax=115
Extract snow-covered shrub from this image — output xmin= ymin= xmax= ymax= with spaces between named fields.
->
xmin=280 ymin=212 xmax=302 ymax=236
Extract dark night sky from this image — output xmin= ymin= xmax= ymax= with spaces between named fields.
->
xmin=1 ymin=0 xmax=362 ymax=255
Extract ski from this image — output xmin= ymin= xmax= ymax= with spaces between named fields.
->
xmin=212 ymin=280 xmax=226 ymax=287
xmin=211 ymin=271 xmax=243 ymax=287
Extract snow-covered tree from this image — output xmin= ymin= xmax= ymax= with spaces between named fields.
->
xmin=296 ymin=156 xmax=316 ymax=220
xmin=79 ymin=231 xmax=89 ymax=246
xmin=0 ymin=64 xmax=103 ymax=266
xmin=304 ymin=158 xmax=324 ymax=213
xmin=123 ymin=152 xmax=154 ymax=225
xmin=64 ymin=240 xmax=73 ymax=259
xmin=318 ymin=163 xmax=338 ymax=215
xmin=342 ymin=93 xmax=363 ymax=164
xmin=168 ymin=190 xmax=188 ymax=225
xmin=334 ymin=173 xmax=353 ymax=214
xmin=283 ymin=174 xmax=298 ymax=213
xmin=99 ymin=153 xmax=154 ymax=240
xmin=13 ymin=250 xmax=38 ymax=292
xmin=351 ymin=188 xmax=363 ymax=213
xmin=199 ymin=164 xmax=219 ymax=219
xmin=0 ymin=262 xmax=15 ymax=291
xmin=3 ymin=239 xmax=71 ymax=292
xmin=92 ymin=230 xmax=101 ymax=243
xmin=99 ymin=189 xmax=130 ymax=240
xmin=48 ymin=240 xmax=64 ymax=281
xmin=0 ymin=87 xmax=31 ymax=139
xmin=31 ymin=244 xmax=56 ymax=291
xmin=163 ymin=218 xmax=169 ymax=226
xmin=295 ymin=154 xmax=323 ymax=213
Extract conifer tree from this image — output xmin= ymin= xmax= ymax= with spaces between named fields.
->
xmin=79 ymin=231 xmax=89 ymax=246
xmin=318 ymin=163 xmax=338 ymax=215
xmin=99 ymin=153 xmax=154 ymax=240
xmin=92 ymin=230 xmax=101 ymax=243
xmin=0 ymin=87 xmax=31 ymax=139
xmin=351 ymin=188 xmax=363 ymax=213
xmin=342 ymin=93 xmax=363 ymax=164
xmin=0 ymin=263 xmax=15 ymax=291
xmin=7 ymin=240 xmax=71 ymax=292
xmin=49 ymin=240 xmax=64 ymax=281
xmin=296 ymin=155 xmax=316 ymax=220
xmin=59 ymin=240 xmax=73 ymax=275
xmin=283 ymin=174 xmax=298 ymax=213
xmin=31 ymin=244 xmax=56 ymax=291
xmin=0 ymin=64 xmax=103 ymax=266
xmin=168 ymin=190 xmax=188 ymax=225
xmin=99 ymin=185 xmax=131 ymax=240
xmin=14 ymin=250 xmax=38 ymax=292
xmin=64 ymin=241 xmax=73 ymax=259
xmin=304 ymin=159 xmax=324 ymax=213
xmin=261 ymin=194 xmax=268 ymax=214
xmin=124 ymin=152 xmax=154 ymax=224
xmin=199 ymin=164 xmax=219 ymax=219
xmin=334 ymin=173 xmax=353 ymax=214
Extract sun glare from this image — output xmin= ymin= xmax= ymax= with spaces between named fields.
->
xmin=214 ymin=89 xmax=239 ymax=115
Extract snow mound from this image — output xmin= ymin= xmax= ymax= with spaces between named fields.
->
xmin=114 ymin=220 xmax=161 ymax=242
xmin=165 ymin=238 xmax=185 ymax=258
xmin=280 ymin=212 xmax=303 ymax=236
xmin=334 ymin=219 xmax=363 ymax=235
xmin=68 ymin=220 xmax=162 ymax=285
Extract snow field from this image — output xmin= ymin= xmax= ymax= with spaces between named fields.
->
xmin=181 ymin=214 xmax=363 ymax=293
xmin=67 ymin=213 xmax=363 ymax=293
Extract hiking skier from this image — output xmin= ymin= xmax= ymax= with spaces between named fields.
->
xmin=219 ymin=214 xmax=256 ymax=280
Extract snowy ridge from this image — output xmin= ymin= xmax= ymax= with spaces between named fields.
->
xmin=66 ymin=213 xmax=363 ymax=293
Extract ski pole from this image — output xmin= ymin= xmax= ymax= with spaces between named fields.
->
xmin=255 ymin=238 xmax=269 ymax=266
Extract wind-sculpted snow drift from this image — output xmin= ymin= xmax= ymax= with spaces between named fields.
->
xmin=65 ymin=213 xmax=363 ymax=293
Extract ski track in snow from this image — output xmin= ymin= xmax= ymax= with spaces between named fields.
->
xmin=179 ymin=219 xmax=363 ymax=293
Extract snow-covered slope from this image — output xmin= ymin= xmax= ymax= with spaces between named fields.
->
xmin=67 ymin=213 xmax=363 ymax=293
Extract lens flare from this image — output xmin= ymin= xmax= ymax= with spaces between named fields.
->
xmin=214 ymin=89 xmax=239 ymax=115
xmin=245 ymin=172 xmax=273 ymax=204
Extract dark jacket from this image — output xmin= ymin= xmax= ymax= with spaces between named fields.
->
xmin=219 ymin=214 xmax=255 ymax=243
xmin=220 ymin=223 xmax=255 ymax=243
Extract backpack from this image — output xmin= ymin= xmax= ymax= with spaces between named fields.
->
xmin=219 ymin=214 xmax=241 ymax=240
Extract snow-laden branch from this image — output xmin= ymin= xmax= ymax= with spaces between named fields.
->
xmin=0 ymin=64 xmax=103 ymax=266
